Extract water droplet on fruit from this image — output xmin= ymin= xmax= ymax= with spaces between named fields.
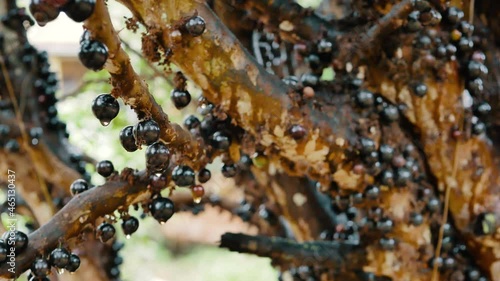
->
xmin=57 ymin=268 xmax=65 ymax=274
xmin=100 ymin=120 xmax=110 ymax=126
xmin=193 ymin=196 xmax=202 ymax=204
xmin=126 ymin=234 xmax=131 ymax=239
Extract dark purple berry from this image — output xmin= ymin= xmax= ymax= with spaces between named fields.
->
xmin=301 ymin=73 xmax=319 ymax=87
xmin=427 ymin=197 xmax=440 ymax=212
xmin=221 ymin=163 xmax=238 ymax=178
xmin=394 ymin=168 xmax=411 ymax=187
xmin=62 ymin=0 xmax=96 ymax=22
xmin=97 ymin=222 xmax=115 ymax=243
xmin=121 ymin=216 xmax=139 ymax=236
xmin=468 ymin=78 xmax=484 ymax=96
xmin=183 ymin=115 xmax=200 ymax=130
xmin=381 ymin=104 xmax=399 ymax=122
xmin=70 ymin=179 xmax=89 ymax=195
xmin=29 ymin=0 xmax=60 ymax=27
xmin=96 ymin=160 xmax=114 ymax=177
xmin=197 ymin=168 xmax=211 ymax=183
xmin=379 ymin=237 xmax=396 ymax=250
xmin=31 ymin=257 xmax=51 ymax=277
xmin=446 ymin=7 xmax=464 ymax=24
xmin=134 ymin=119 xmax=160 ymax=146
xmin=185 ymin=16 xmax=206 ymax=36
xmin=65 ymin=254 xmax=81 ymax=272
xmin=379 ymin=144 xmax=394 ymax=162
xmin=91 ymin=94 xmax=119 ymax=126
xmin=171 ymin=89 xmax=191 ymax=109
xmin=377 ymin=218 xmax=394 ymax=233
xmin=149 ymin=196 xmax=175 ymax=223
xmin=472 ymin=121 xmax=486 ymax=135
xmin=172 ymin=165 xmax=195 ymax=187
xmin=79 ymin=40 xmax=108 ymax=71
xmin=289 ymin=124 xmax=307 ymax=140
xmin=360 ymin=137 xmax=376 ymax=154
xmin=211 ymin=131 xmax=231 ymax=150
xmin=410 ymin=212 xmax=424 ymax=226
xmin=413 ymin=83 xmax=427 ymax=97
xmin=355 ymin=90 xmax=374 ymax=108
xmin=119 ymin=125 xmax=138 ymax=152
xmin=468 ymin=61 xmax=488 ymax=79
xmin=406 ymin=11 xmax=422 ymax=32
xmin=145 ymin=142 xmax=171 ymax=173
xmin=364 ymin=185 xmax=380 ymax=200
xmin=474 ymin=102 xmax=491 ymax=117
xmin=50 ymin=248 xmax=70 ymax=268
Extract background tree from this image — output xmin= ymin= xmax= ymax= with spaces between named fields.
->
xmin=0 ymin=0 xmax=499 ymax=280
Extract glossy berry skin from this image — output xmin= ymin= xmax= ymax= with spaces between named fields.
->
xmin=197 ymin=168 xmax=211 ymax=183
xmin=29 ymin=0 xmax=60 ymax=27
xmin=413 ymin=83 xmax=427 ymax=97
xmin=50 ymin=248 xmax=70 ymax=268
xmin=149 ymin=197 xmax=175 ymax=223
xmin=96 ymin=160 xmax=114 ymax=177
xmin=97 ymin=222 xmax=116 ymax=243
xmin=185 ymin=16 xmax=206 ymax=36
xmin=364 ymin=185 xmax=380 ymax=200
xmin=289 ymin=124 xmax=307 ymax=140
xmin=381 ymin=104 xmax=399 ymax=122
xmin=62 ymin=0 xmax=96 ymax=22
xmin=119 ymin=125 xmax=138 ymax=152
xmin=66 ymin=254 xmax=81 ymax=272
xmin=91 ymin=94 xmax=119 ymax=126
xmin=145 ymin=142 xmax=171 ymax=173
xmin=31 ymin=258 xmax=51 ymax=277
xmin=79 ymin=39 xmax=108 ymax=71
xmin=121 ymin=216 xmax=139 ymax=236
xmin=1 ymin=231 xmax=28 ymax=253
xmin=183 ymin=115 xmax=200 ymax=130
xmin=70 ymin=179 xmax=89 ymax=195
xmin=221 ymin=163 xmax=238 ymax=178
xmin=171 ymin=89 xmax=191 ymax=109
xmin=211 ymin=131 xmax=231 ymax=151
xmin=134 ymin=119 xmax=160 ymax=146
xmin=172 ymin=165 xmax=195 ymax=187
xmin=355 ymin=90 xmax=374 ymax=108
xmin=359 ymin=138 xmax=376 ymax=155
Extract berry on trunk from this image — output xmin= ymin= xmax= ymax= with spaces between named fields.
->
xmin=221 ymin=163 xmax=238 ymax=178
xmin=134 ymin=119 xmax=160 ymax=146
xmin=171 ymin=89 xmax=191 ymax=109
xmin=119 ymin=125 xmax=138 ymax=152
xmin=185 ymin=16 xmax=206 ymax=36
xmin=31 ymin=257 xmax=51 ymax=277
xmin=91 ymin=94 xmax=119 ymax=126
xmin=149 ymin=196 xmax=175 ymax=223
xmin=197 ymin=168 xmax=211 ymax=183
xmin=65 ymin=254 xmax=81 ymax=272
xmin=97 ymin=222 xmax=116 ymax=243
xmin=70 ymin=179 xmax=89 ymax=195
xmin=145 ymin=142 xmax=171 ymax=173
xmin=96 ymin=160 xmax=114 ymax=177
xmin=29 ymin=0 xmax=60 ymax=27
xmin=79 ymin=39 xmax=108 ymax=71
xmin=121 ymin=216 xmax=139 ymax=237
xmin=62 ymin=0 xmax=96 ymax=22
xmin=50 ymin=248 xmax=70 ymax=268
xmin=172 ymin=165 xmax=195 ymax=187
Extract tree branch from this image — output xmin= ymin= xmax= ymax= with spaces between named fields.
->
xmin=84 ymin=0 xmax=204 ymax=167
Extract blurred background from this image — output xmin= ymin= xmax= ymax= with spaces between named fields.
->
xmin=14 ymin=0 xmax=320 ymax=280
